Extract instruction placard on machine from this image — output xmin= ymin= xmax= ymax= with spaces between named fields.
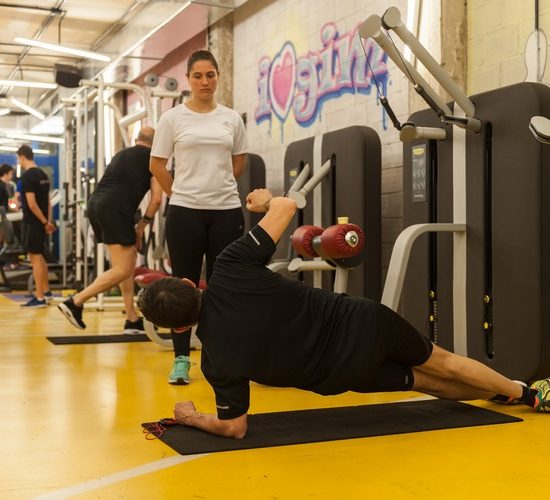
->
xmin=411 ymin=145 xmax=427 ymax=203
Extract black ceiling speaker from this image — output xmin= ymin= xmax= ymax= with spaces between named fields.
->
xmin=54 ymin=64 xmax=82 ymax=88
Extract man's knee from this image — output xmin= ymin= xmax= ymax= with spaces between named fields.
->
xmin=419 ymin=344 xmax=462 ymax=379
xmin=117 ymin=262 xmax=135 ymax=281
xmin=109 ymin=246 xmax=136 ymax=275
xmin=28 ymin=251 xmax=45 ymax=262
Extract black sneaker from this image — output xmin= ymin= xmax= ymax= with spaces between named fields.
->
xmin=21 ymin=296 xmax=47 ymax=308
xmin=123 ymin=318 xmax=145 ymax=334
xmin=57 ymin=297 xmax=86 ymax=330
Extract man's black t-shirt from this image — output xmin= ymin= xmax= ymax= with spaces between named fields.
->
xmin=21 ymin=167 xmax=50 ymax=225
xmin=197 ymin=225 xmax=381 ymax=420
xmin=0 ymin=180 xmax=12 ymax=211
xmin=90 ymin=144 xmax=152 ymax=216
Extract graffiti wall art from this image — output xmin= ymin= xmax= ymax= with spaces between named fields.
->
xmin=255 ymin=22 xmax=390 ymax=133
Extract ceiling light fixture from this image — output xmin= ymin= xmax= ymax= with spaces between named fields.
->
xmin=0 ymin=145 xmax=50 ymax=154
xmin=31 ymin=116 xmax=64 ymax=136
xmin=9 ymin=98 xmax=45 ymax=120
xmin=0 ymin=79 xmax=57 ymax=89
xmin=14 ymin=37 xmax=112 ymax=62
xmin=6 ymin=132 xmax=64 ymax=144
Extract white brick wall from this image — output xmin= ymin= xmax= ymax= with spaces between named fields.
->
xmin=233 ymin=0 xmax=408 ymax=195
xmin=468 ymin=0 xmax=550 ymax=93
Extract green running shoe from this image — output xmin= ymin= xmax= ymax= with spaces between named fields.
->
xmin=168 ymin=355 xmax=190 ymax=385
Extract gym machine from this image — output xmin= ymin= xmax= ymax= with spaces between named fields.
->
xmin=280 ymin=126 xmax=381 ymax=300
xmin=360 ymin=6 xmax=550 ymax=381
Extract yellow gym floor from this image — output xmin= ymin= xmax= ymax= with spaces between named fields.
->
xmin=1 ymin=291 xmax=549 ymax=499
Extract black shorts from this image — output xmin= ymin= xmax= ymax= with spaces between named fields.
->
xmin=360 ymin=304 xmax=433 ymax=393
xmin=87 ymin=197 xmax=136 ymax=246
xmin=21 ymin=222 xmax=46 ymax=255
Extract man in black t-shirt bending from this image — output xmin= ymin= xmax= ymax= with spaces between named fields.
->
xmin=58 ymin=127 xmax=162 ymax=333
xmin=138 ymin=189 xmax=550 ymax=439
xmin=18 ymin=145 xmax=56 ymax=308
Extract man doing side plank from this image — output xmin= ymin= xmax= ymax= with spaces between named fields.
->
xmin=138 ymin=189 xmax=550 ymax=439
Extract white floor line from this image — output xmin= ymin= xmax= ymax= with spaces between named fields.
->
xmin=33 ymin=454 xmax=208 ymax=500
xmin=33 ymin=395 xmax=436 ymax=499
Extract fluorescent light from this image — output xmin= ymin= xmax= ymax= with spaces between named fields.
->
xmin=14 ymin=37 xmax=111 ymax=63
xmin=31 ymin=116 xmax=64 ymax=135
xmin=7 ymin=132 xmax=64 ymax=144
xmin=0 ymin=109 xmax=9 ymax=116
xmin=9 ymin=98 xmax=45 ymax=120
xmin=0 ymin=79 xmax=57 ymax=89
xmin=0 ymin=145 xmax=50 ymax=154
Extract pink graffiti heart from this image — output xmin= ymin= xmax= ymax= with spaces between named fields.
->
xmin=269 ymin=43 xmax=296 ymax=121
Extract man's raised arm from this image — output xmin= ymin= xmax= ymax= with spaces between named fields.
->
xmin=246 ymin=188 xmax=297 ymax=244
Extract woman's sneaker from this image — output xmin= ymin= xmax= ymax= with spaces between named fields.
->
xmin=123 ymin=318 xmax=145 ymax=334
xmin=168 ymin=355 xmax=190 ymax=385
xmin=57 ymin=297 xmax=86 ymax=329
xmin=530 ymin=378 xmax=550 ymax=412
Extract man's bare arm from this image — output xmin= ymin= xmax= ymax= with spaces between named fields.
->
xmin=174 ymin=401 xmax=248 ymax=439
xmin=135 ymin=176 xmax=163 ymax=250
xmin=26 ymin=192 xmax=56 ymax=233
xmin=144 ymin=176 xmax=163 ymax=218
xmin=246 ymin=188 xmax=297 ymax=244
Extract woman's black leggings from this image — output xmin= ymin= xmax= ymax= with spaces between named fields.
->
xmin=166 ymin=205 xmax=244 ymax=357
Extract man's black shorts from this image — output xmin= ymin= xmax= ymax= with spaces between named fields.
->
xmin=312 ymin=299 xmax=434 ymax=397
xmin=360 ymin=304 xmax=434 ymax=393
xmin=87 ymin=197 xmax=136 ymax=246
xmin=21 ymin=222 xmax=46 ymax=255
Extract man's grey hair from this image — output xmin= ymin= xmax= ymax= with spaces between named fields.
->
xmin=136 ymin=126 xmax=155 ymax=146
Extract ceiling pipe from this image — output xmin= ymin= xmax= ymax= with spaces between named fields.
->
xmin=0 ymin=3 xmax=65 ymax=14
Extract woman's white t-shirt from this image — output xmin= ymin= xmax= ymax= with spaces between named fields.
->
xmin=151 ymin=103 xmax=248 ymax=210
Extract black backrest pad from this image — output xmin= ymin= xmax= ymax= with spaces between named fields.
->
xmin=283 ymin=126 xmax=381 ymax=299
xmin=237 ymin=153 xmax=266 ymax=231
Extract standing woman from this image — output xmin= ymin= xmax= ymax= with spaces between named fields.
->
xmin=150 ymin=50 xmax=247 ymax=385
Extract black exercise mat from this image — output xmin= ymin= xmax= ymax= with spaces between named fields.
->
xmin=47 ymin=333 xmax=172 ymax=344
xmin=143 ymin=399 xmax=522 ymax=455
